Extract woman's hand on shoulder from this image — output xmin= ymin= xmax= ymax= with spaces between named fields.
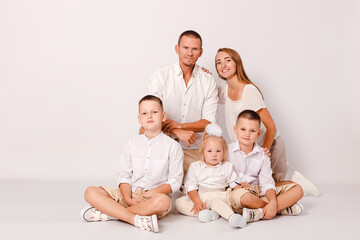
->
xmin=262 ymin=147 xmax=271 ymax=159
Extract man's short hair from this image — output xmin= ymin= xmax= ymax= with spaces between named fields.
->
xmin=178 ymin=30 xmax=202 ymax=47
xmin=236 ymin=110 xmax=261 ymax=126
xmin=138 ymin=95 xmax=163 ymax=111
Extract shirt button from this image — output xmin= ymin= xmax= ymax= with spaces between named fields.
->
xmin=182 ymin=115 xmax=185 ymax=118
xmin=143 ymin=181 xmax=146 ymax=183
xmin=145 ymin=169 xmax=148 ymax=172
xmin=147 ymin=156 xmax=149 ymax=159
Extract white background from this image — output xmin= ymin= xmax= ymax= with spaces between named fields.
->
xmin=1 ymin=0 xmax=359 ymax=184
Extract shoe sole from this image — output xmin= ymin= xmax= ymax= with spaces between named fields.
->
xmin=198 ymin=210 xmax=219 ymax=223
xmin=239 ymin=208 xmax=248 ymax=228
xmin=295 ymin=203 xmax=304 ymax=215
xmin=291 ymin=171 xmax=320 ymax=197
xmin=81 ymin=206 xmax=115 ymax=222
xmin=81 ymin=206 xmax=94 ymax=222
xmin=228 ymin=214 xmax=244 ymax=228
xmin=150 ymin=215 xmax=159 ymax=233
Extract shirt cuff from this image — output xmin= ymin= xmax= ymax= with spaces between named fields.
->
xmin=261 ymin=184 xmax=276 ymax=195
xmin=117 ymin=177 xmax=132 ymax=186
xmin=166 ymin=179 xmax=181 ymax=193
xmin=186 ymin=185 xmax=198 ymax=193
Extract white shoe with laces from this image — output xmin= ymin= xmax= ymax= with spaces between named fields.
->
xmin=136 ymin=215 xmax=159 ymax=233
xmin=278 ymin=203 xmax=304 ymax=216
xmin=81 ymin=206 xmax=110 ymax=222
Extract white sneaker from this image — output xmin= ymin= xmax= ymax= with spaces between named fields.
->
xmin=228 ymin=213 xmax=246 ymax=228
xmin=243 ymin=208 xmax=262 ymax=223
xmin=278 ymin=203 xmax=304 ymax=216
xmin=291 ymin=171 xmax=320 ymax=197
xmin=81 ymin=206 xmax=110 ymax=222
xmin=198 ymin=209 xmax=219 ymax=223
xmin=137 ymin=215 xmax=159 ymax=233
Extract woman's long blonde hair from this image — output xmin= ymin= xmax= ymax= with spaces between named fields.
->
xmin=216 ymin=48 xmax=263 ymax=99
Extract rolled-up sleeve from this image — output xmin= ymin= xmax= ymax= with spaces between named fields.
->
xmin=202 ymin=75 xmax=218 ymax=123
xmin=165 ymin=142 xmax=184 ymax=192
xmin=184 ymin=164 xmax=199 ymax=193
xmin=259 ymin=156 xmax=276 ymax=195
xmin=117 ymin=141 xmax=133 ymax=186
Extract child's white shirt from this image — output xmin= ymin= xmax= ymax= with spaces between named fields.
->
xmin=227 ymin=141 xmax=276 ymax=195
xmin=117 ymin=132 xmax=184 ymax=192
xmin=184 ymin=161 xmax=238 ymax=193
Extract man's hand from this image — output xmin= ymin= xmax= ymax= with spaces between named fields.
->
xmin=162 ymin=119 xmax=182 ymax=133
xmin=191 ymin=200 xmax=207 ymax=215
xmin=201 ymin=67 xmax=212 ymax=75
xmin=172 ymin=128 xmax=198 ymax=147
xmin=262 ymin=200 xmax=277 ymax=220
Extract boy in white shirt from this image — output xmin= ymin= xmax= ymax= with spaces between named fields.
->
xmin=81 ymin=95 xmax=183 ymax=233
xmin=228 ymin=110 xmax=304 ymax=227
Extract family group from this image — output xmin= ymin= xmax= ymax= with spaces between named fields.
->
xmin=80 ymin=30 xmax=320 ymax=233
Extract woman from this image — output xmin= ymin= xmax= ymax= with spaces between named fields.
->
xmin=214 ymin=48 xmax=320 ymax=196
xmin=215 ymin=48 xmax=286 ymax=182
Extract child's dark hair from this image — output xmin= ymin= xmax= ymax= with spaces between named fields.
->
xmin=236 ymin=110 xmax=261 ymax=125
xmin=138 ymin=95 xmax=163 ymax=111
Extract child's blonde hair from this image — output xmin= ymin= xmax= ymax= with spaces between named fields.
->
xmin=199 ymin=125 xmax=228 ymax=164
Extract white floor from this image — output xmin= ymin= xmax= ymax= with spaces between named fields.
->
xmin=0 ymin=180 xmax=359 ymax=240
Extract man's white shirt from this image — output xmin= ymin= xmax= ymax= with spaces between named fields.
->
xmin=146 ymin=61 xmax=218 ymax=149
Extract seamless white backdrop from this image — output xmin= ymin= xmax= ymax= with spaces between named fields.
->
xmin=1 ymin=0 xmax=359 ymax=184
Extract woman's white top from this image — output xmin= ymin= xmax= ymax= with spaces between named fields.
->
xmin=219 ymin=82 xmax=279 ymax=145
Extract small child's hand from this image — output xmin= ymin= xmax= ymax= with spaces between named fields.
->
xmin=191 ymin=201 xmax=207 ymax=215
xmin=239 ymin=182 xmax=250 ymax=188
xmin=262 ymin=200 xmax=277 ymax=220
xmin=126 ymin=196 xmax=143 ymax=206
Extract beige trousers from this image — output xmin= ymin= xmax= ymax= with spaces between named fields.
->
xmin=101 ymin=187 xmax=171 ymax=219
xmin=270 ymin=136 xmax=289 ymax=181
xmin=182 ymin=149 xmax=200 ymax=182
xmin=229 ymin=183 xmax=296 ymax=214
xmin=175 ymin=188 xmax=234 ymax=220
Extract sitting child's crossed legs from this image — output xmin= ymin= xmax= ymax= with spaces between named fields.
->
xmin=229 ymin=183 xmax=303 ymax=214
xmin=84 ymin=186 xmax=171 ymax=225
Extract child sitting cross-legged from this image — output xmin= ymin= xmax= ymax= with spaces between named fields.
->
xmin=175 ymin=123 xmax=246 ymax=228
xmin=80 ymin=95 xmax=184 ymax=233
xmin=228 ymin=110 xmax=304 ymax=227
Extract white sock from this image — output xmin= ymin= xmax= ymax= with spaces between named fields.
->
xmin=134 ymin=215 xmax=140 ymax=227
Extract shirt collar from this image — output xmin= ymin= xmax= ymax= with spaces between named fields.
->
xmin=142 ymin=131 xmax=163 ymax=143
xmin=232 ymin=141 xmax=262 ymax=155
xmin=174 ymin=61 xmax=199 ymax=77
xmin=199 ymin=161 xmax=223 ymax=170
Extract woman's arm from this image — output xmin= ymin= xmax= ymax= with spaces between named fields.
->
xmin=257 ymin=108 xmax=276 ymax=150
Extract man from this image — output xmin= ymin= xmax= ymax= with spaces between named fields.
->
xmin=145 ymin=30 xmax=218 ymax=178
